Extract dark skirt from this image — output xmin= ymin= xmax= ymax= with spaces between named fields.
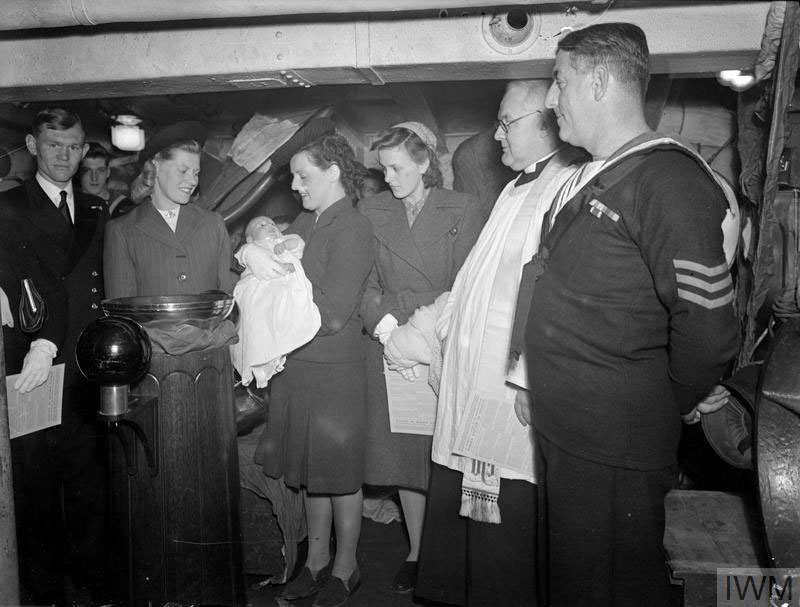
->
xmin=416 ymin=463 xmax=539 ymax=607
xmin=363 ymin=337 xmax=432 ymax=491
xmin=255 ymin=357 xmax=366 ymax=494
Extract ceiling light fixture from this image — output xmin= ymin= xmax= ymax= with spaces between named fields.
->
xmin=111 ymin=114 xmax=145 ymax=152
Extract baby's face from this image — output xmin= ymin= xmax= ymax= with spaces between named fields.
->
xmin=246 ymin=216 xmax=281 ymax=242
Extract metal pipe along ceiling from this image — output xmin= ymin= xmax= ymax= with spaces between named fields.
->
xmin=4 ymin=0 xmax=588 ymax=31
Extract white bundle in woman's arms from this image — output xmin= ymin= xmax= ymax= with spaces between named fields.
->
xmin=231 ymin=241 xmax=321 ymax=387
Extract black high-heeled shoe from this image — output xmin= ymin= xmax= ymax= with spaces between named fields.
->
xmin=390 ymin=560 xmax=417 ymax=594
xmin=313 ymin=568 xmax=361 ymax=607
xmin=279 ymin=560 xmax=333 ymax=600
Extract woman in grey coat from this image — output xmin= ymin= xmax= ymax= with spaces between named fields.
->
xmin=359 ymin=122 xmax=488 ymax=593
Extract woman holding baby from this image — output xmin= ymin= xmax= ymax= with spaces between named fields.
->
xmin=253 ymin=134 xmax=374 ymax=607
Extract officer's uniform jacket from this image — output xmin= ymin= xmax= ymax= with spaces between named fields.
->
xmin=0 ymin=180 xmax=105 ymax=386
xmin=524 ymin=137 xmax=740 ymax=470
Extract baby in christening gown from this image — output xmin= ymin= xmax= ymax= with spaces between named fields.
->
xmin=246 ymin=216 xmax=304 ymax=260
xmin=231 ymin=216 xmax=321 ymax=387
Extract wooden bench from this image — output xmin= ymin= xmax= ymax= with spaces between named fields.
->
xmin=664 ymin=490 xmax=770 ymax=606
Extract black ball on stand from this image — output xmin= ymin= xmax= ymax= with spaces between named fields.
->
xmin=76 ymin=316 xmax=151 ymax=386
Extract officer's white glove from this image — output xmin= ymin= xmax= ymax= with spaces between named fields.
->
xmin=15 ymin=339 xmax=57 ymax=393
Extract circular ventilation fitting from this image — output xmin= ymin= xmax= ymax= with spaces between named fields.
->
xmin=482 ymin=8 xmax=540 ymax=55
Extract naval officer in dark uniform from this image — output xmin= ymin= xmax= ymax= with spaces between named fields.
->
xmin=518 ymin=24 xmax=739 ymax=607
xmin=0 ymin=107 xmax=107 ymax=605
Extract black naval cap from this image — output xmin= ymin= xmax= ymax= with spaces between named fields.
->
xmin=700 ymin=364 xmax=760 ymax=470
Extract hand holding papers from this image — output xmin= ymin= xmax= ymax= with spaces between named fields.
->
xmin=6 ymin=363 xmax=64 ymax=439
xmin=384 ymin=359 xmax=436 ymax=435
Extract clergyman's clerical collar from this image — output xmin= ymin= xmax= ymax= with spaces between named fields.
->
xmin=514 ymin=149 xmax=559 ymax=188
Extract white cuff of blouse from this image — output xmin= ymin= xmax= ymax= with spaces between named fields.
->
xmin=374 ymin=313 xmax=399 ymax=345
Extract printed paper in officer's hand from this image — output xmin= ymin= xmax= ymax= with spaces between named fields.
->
xmin=6 ymin=363 xmax=64 ymax=438
xmin=384 ymin=359 xmax=436 ymax=435
xmin=452 ymin=392 xmax=534 ymax=476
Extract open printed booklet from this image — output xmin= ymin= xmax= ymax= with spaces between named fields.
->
xmin=6 ymin=363 xmax=64 ymax=439
xmin=384 ymin=359 xmax=436 ymax=436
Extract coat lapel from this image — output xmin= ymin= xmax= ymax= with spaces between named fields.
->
xmin=24 ymin=180 xmax=72 ymax=253
xmin=133 ymin=202 xmax=186 ymax=251
xmin=66 ymin=192 xmax=104 ymax=271
xmin=411 ymin=188 xmax=463 ymax=252
xmin=312 ymin=197 xmax=352 ymax=234
xmin=411 ymin=189 xmax=465 ymax=283
xmin=175 ymin=203 xmax=204 ymax=246
xmin=369 ymin=194 xmax=428 ymax=279
xmin=22 ymin=180 xmax=73 ymax=276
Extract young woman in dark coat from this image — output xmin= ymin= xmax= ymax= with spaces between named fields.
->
xmin=254 ymin=134 xmax=374 ymax=607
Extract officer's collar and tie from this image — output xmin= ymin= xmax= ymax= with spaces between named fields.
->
xmin=514 ymin=149 xmax=558 ymax=188
xmin=36 ymin=172 xmax=74 ymax=227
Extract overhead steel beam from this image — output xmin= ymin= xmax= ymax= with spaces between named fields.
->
xmin=2 ymin=0 xmax=601 ymax=31
xmin=0 ymin=2 xmax=770 ymax=102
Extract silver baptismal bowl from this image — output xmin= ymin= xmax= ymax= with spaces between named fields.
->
xmin=101 ymin=292 xmax=234 ymax=323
